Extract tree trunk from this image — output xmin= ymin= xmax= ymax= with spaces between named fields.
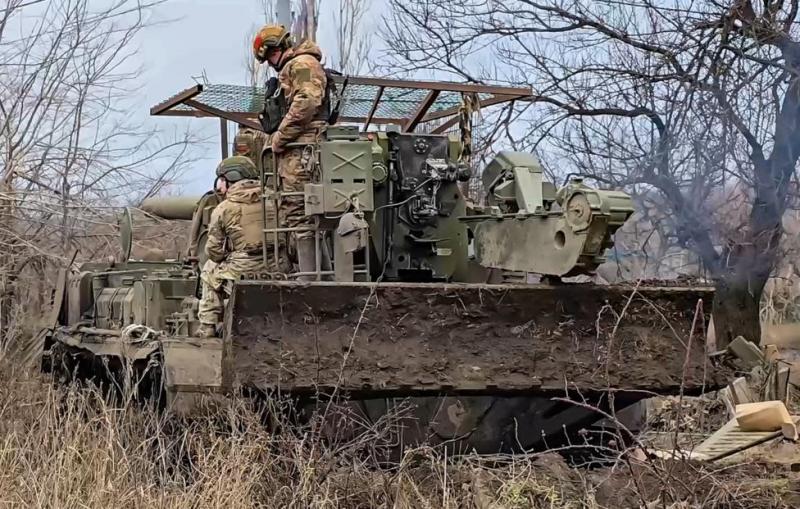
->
xmin=710 ymin=68 xmax=800 ymax=348
xmin=0 ymin=174 xmax=13 ymax=345
xmin=712 ymin=272 xmax=764 ymax=349
xmin=0 ymin=274 xmax=7 ymax=347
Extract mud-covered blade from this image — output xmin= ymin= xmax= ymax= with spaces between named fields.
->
xmin=225 ymin=281 xmax=729 ymax=396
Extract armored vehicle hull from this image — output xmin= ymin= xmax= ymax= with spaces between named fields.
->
xmin=43 ymin=272 xmax=726 ymax=454
xmin=41 ymin=78 xmax=731 ymax=455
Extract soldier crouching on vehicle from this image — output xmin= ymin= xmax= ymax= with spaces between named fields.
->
xmin=197 ymin=155 xmax=289 ymax=338
xmin=252 ymin=24 xmax=328 ymax=280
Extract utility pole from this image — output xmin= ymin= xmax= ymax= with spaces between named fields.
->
xmin=275 ymin=0 xmax=291 ymax=27
xmin=291 ymin=0 xmax=317 ymax=42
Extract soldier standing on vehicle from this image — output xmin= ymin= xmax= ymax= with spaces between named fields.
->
xmin=252 ymin=24 xmax=328 ymax=279
xmin=197 ymin=156 xmax=288 ymax=338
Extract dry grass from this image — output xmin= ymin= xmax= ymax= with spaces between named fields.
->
xmin=0 ymin=258 xmax=796 ymax=507
xmin=0 ymin=364 xmax=796 ymax=509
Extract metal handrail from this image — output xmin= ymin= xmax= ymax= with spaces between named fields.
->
xmin=260 ymin=141 xmax=323 ymax=280
xmin=259 ymin=138 xmax=375 ymax=282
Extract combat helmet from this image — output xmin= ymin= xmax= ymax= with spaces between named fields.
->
xmin=253 ymin=24 xmax=292 ymax=63
xmin=216 ymin=155 xmax=258 ymax=183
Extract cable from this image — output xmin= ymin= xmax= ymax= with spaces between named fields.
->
xmin=372 ymin=178 xmax=436 ymax=213
xmin=372 ymin=193 xmax=419 ymax=213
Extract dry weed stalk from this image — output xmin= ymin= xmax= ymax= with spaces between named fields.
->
xmin=0 ymin=341 xmax=795 ymax=509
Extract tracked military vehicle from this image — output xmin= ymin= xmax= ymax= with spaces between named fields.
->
xmin=40 ymin=77 xmax=726 ymax=454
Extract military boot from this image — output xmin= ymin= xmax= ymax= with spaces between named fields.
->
xmin=197 ymin=323 xmax=217 ymax=338
xmin=296 ymin=237 xmax=317 ymax=281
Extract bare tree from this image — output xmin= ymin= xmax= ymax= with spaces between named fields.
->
xmin=333 ymin=0 xmax=371 ymax=74
xmin=383 ymin=0 xmax=800 ymax=347
xmin=245 ymin=1 xmax=276 ymax=86
xmin=292 ymin=0 xmax=318 ymax=43
xmin=260 ymin=0 xmax=277 ymax=21
xmin=0 ymin=0 xmax=195 ymax=350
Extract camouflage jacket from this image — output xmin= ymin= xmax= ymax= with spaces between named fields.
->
xmin=205 ymin=180 xmax=279 ymax=263
xmin=234 ymin=126 xmax=268 ymax=161
xmin=272 ymin=40 xmax=327 ymax=149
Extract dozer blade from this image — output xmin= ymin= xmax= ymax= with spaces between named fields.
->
xmin=225 ymin=281 xmax=728 ymax=397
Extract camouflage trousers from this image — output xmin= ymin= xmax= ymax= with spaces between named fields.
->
xmin=198 ymin=251 xmax=289 ymax=325
xmin=277 ymin=138 xmax=317 ymax=242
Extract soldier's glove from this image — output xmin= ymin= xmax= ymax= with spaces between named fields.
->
xmin=270 ymin=133 xmax=284 ymax=154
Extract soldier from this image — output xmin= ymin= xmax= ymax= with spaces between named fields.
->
xmin=252 ymin=24 xmax=328 ymax=279
xmin=197 ymin=155 xmax=288 ymax=338
xmin=233 ymin=125 xmax=268 ymax=170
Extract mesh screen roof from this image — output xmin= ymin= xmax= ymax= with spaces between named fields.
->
xmin=151 ymin=76 xmax=532 ymax=133
xmin=171 ymin=84 xmax=264 ymax=113
xmin=164 ymin=84 xmax=493 ymax=118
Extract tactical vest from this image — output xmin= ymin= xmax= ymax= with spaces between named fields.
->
xmin=221 ymin=181 xmax=284 ymax=254
xmin=258 ymin=68 xmax=340 ymax=134
xmin=236 ymin=200 xmax=266 ymax=253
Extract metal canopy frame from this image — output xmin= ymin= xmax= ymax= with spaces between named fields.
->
xmin=150 ymin=75 xmax=533 ymax=138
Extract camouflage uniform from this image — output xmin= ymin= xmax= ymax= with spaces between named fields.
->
xmin=198 ymin=179 xmax=288 ymax=326
xmin=271 ymin=40 xmax=328 ymax=241
xmin=233 ymin=126 xmax=269 ymax=174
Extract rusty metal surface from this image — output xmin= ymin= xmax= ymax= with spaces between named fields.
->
xmin=404 ymin=89 xmax=440 ymax=132
xmin=149 ymin=84 xmax=202 ymax=116
xmin=149 ymin=77 xmax=532 ymax=130
xmin=225 ymin=281 xmax=727 ymax=397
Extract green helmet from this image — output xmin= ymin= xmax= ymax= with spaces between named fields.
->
xmin=216 ymin=156 xmax=258 ymax=183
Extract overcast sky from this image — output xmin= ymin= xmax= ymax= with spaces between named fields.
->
xmin=135 ymin=0 xmax=368 ymax=195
